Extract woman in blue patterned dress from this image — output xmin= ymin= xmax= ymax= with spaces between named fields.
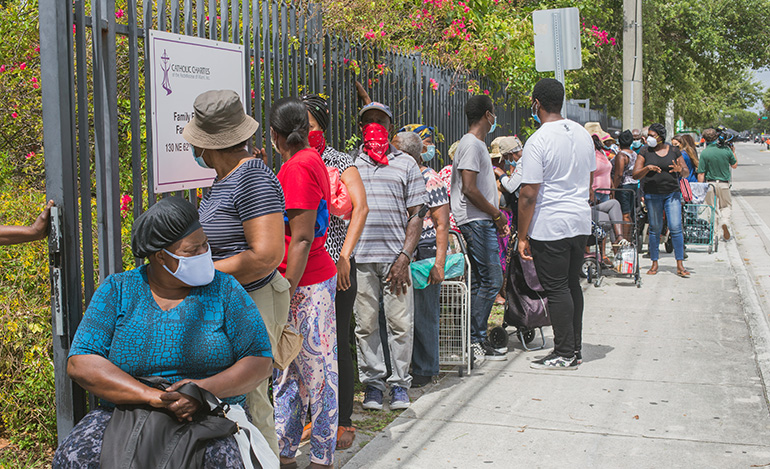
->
xmin=52 ymin=197 xmax=274 ymax=468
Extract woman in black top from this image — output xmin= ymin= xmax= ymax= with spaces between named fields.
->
xmin=632 ymin=123 xmax=690 ymax=277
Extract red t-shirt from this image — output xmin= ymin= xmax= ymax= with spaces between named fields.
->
xmin=277 ymin=148 xmax=337 ymax=287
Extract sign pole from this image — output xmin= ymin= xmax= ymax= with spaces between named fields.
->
xmin=552 ymin=12 xmax=566 ymax=116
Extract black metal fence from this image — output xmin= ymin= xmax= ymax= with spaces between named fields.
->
xmin=40 ymin=0 xmax=620 ymax=440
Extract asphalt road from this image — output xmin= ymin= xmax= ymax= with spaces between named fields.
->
xmin=732 ymin=141 xmax=770 ymax=227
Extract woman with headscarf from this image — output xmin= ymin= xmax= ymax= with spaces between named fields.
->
xmin=183 ymin=89 xmax=287 ymax=457
xmin=52 ymin=197 xmax=274 ymax=468
xmin=633 ymin=123 xmax=690 ymax=277
xmin=394 ymin=126 xmax=449 ymax=387
xmin=301 ymin=94 xmax=368 ymax=450
xmin=269 ymin=97 xmax=338 ymax=469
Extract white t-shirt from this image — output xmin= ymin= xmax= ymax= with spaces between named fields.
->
xmin=450 ymin=133 xmax=498 ymax=225
xmin=520 ymin=119 xmax=595 ymax=241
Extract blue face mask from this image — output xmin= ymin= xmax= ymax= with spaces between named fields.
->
xmin=421 ymin=144 xmax=436 ymax=162
xmin=531 ymin=102 xmax=541 ymax=125
xmin=193 ymin=147 xmax=212 ymax=170
xmin=631 ymin=140 xmax=643 ymax=151
xmin=488 ymin=115 xmax=497 ymax=134
xmin=504 ymin=159 xmax=516 ymax=171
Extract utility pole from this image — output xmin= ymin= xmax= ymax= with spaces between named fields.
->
xmin=622 ymin=0 xmax=643 ymax=130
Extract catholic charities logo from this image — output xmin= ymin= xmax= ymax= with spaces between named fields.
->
xmin=158 ymin=48 xmax=214 ymax=95
xmin=160 ymin=49 xmax=172 ymax=95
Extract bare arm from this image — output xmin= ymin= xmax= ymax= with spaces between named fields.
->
xmin=461 ymin=169 xmax=509 ymax=235
xmin=355 ymin=81 xmax=373 ymax=105
xmin=284 ymin=209 xmax=317 ymax=297
xmin=386 ymin=205 xmax=423 ymax=296
xmin=698 ymin=173 xmax=705 ymax=183
xmin=68 ymin=354 xmax=165 ymax=407
xmin=0 ymin=200 xmax=53 ymax=245
xmin=613 ymin=153 xmax=627 ymax=188
xmin=168 ymin=356 xmax=272 ymax=399
xmin=428 ymin=204 xmax=450 ymax=284
xmin=517 ymin=183 xmax=540 ymax=261
xmin=337 ymin=166 xmax=369 ymax=291
xmin=213 ymin=213 xmax=285 ymax=285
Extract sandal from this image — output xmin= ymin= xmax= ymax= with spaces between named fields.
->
xmin=677 ymin=269 xmax=690 ymax=278
xmin=300 ymin=422 xmax=312 ymax=442
xmin=615 ymin=238 xmax=630 ymax=247
xmin=336 ymin=426 xmax=356 ymax=450
xmin=646 ymin=267 xmax=658 ymax=275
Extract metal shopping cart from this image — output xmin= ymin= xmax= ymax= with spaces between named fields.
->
xmin=438 ymin=230 xmax=472 ymax=377
xmin=683 ymin=182 xmax=718 ymax=253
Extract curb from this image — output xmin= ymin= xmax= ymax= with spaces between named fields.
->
xmin=727 ymin=194 xmax=770 ymax=406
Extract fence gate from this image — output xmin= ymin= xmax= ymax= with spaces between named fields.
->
xmin=41 ymin=0 xmax=601 ymax=441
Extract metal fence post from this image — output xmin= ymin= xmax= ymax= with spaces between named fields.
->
xmin=40 ymin=0 xmax=88 ymax=443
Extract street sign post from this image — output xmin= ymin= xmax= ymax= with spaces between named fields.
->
xmin=533 ymin=7 xmax=582 ymax=115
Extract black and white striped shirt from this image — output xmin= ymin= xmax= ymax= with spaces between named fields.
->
xmin=199 ymin=158 xmax=285 ymax=292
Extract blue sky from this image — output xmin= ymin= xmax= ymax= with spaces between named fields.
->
xmin=751 ymin=69 xmax=770 ymax=113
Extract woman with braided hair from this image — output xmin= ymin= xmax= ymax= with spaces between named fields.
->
xmin=301 ymin=94 xmax=369 ymax=450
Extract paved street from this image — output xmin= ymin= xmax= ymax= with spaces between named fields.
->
xmin=342 ymin=142 xmax=770 ymax=468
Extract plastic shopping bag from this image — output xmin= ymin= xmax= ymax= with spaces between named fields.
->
xmin=410 ymin=253 xmax=465 ymax=290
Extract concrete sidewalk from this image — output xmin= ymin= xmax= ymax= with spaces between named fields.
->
xmin=344 ymin=207 xmax=770 ymax=467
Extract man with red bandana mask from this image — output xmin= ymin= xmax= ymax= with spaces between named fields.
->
xmin=353 ymin=102 xmax=428 ymax=412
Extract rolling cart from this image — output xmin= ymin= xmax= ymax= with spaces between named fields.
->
xmin=438 ymin=231 xmax=472 ymax=377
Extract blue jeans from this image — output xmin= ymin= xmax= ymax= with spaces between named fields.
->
xmin=595 ymin=192 xmax=610 ymax=204
xmin=646 ymin=192 xmax=684 ymax=261
xmin=411 ymin=283 xmax=440 ymax=376
xmin=459 ymin=220 xmax=504 ymax=344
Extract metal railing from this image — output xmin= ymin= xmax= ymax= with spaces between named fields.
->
xmin=40 ymin=0 xmax=620 ymax=440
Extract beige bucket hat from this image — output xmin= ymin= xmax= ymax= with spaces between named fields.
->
xmin=182 ymin=89 xmax=259 ymax=150
xmin=584 ymin=122 xmax=611 ymax=142
xmin=498 ymin=136 xmax=523 ymax=154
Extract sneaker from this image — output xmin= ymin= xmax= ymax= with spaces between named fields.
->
xmin=471 ymin=342 xmax=486 ymax=365
xmin=362 ymin=386 xmax=383 ymax=410
xmin=411 ymin=374 xmax=432 ymax=388
xmin=530 ymin=352 xmax=578 ymax=370
xmin=389 ymin=386 xmax=410 ymax=410
xmin=482 ymin=341 xmax=507 ymax=361
xmin=575 ymin=351 xmax=583 ymax=365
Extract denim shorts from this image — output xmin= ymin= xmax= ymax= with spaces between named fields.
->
xmin=616 ymin=183 xmax=638 ymax=215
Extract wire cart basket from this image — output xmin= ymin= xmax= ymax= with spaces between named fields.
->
xmin=682 ymin=182 xmax=718 ymax=254
xmin=439 ymin=231 xmax=472 ymax=377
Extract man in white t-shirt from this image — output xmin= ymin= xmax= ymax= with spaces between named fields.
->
xmin=518 ymin=78 xmax=596 ymax=371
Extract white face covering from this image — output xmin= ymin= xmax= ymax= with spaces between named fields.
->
xmin=162 ymin=245 xmax=215 ymax=287
xmin=646 ymin=136 xmax=659 ymax=147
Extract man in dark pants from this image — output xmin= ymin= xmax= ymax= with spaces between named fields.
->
xmin=517 ymin=78 xmax=596 ymax=370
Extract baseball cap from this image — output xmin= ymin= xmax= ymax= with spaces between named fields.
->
xmin=359 ymin=102 xmax=393 ymax=120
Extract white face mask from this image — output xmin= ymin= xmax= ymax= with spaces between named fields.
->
xmin=646 ymin=136 xmax=659 ymax=147
xmin=162 ymin=245 xmax=215 ymax=287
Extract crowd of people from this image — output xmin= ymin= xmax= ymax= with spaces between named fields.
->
xmin=51 ymin=78 xmax=739 ymax=468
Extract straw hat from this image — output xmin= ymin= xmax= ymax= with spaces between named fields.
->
xmin=182 ymin=90 xmax=259 ymax=150
xmin=489 ymin=136 xmax=505 ymax=159
xmin=584 ymin=122 xmax=611 ymax=142
xmin=498 ymin=136 xmax=523 ymax=154
xmin=447 ymin=141 xmax=460 ymax=160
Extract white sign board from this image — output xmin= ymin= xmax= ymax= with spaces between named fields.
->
xmin=148 ymin=30 xmax=246 ymax=193
xmin=532 ymin=7 xmax=582 ymax=73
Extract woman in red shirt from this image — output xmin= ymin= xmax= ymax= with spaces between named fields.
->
xmin=269 ymin=98 xmax=338 ymax=469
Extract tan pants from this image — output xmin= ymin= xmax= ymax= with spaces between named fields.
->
xmin=245 ymin=273 xmax=291 ymax=457
xmin=706 ymin=181 xmax=732 ymax=228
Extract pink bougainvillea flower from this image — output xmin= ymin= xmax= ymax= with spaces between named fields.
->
xmin=364 ymin=31 xmax=376 ymax=40
xmin=32 ymin=83 xmax=39 ymax=89
xmin=11 ymin=112 xmax=18 ymax=118
xmin=0 ymin=65 xmax=5 ymax=73
xmin=483 ymin=89 xmax=490 ymax=95
xmin=73 ymin=24 xmax=76 ymax=34
xmin=25 ymin=152 xmax=35 ymax=160
xmin=34 ymin=45 xmax=40 ymax=53
xmin=251 ymin=89 xmax=255 ymax=99
xmin=19 ymin=62 xmax=26 ymax=70
xmin=380 ymin=31 xmax=386 ymax=37
xmin=115 ymin=9 xmax=125 ymax=19
xmin=378 ymin=22 xmax=384 ymax=28
xmin=610 ymin=37 xmax=617 ymax=46
xmin=343 ymin=58 xmax=349 ymax=64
